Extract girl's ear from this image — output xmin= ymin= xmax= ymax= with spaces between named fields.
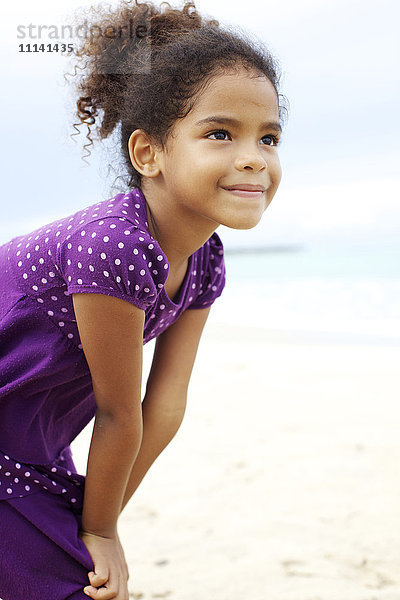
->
xmin=127 ymin=130 xmax=161 ymax=178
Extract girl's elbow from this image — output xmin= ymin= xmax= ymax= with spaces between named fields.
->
xmin=162 ymin=404 xmax=187 ymax=439
xmin=96 ymin=405 xmax=144 ymax=440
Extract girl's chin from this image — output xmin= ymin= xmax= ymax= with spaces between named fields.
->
xmin=221 ymin=213 xmax=264 ymax=231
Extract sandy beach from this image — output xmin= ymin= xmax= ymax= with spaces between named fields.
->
xmin=71 ymin=317 xmax=400 ymax=600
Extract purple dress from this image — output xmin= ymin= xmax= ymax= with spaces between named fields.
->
xmin=0 ymin=187 xmax=225 ymax=599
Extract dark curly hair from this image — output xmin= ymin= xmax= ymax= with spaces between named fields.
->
xmin=66 ymin=0 xmax=289 ymax=191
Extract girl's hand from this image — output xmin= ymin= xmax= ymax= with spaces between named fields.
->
xmin=80 ymin=531 xmax=129 ymax=600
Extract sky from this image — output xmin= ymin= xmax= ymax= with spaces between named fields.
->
xmin=1 ymin=0 xmax=399 ymax=251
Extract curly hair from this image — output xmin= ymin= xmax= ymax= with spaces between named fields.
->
xmin=66 ymin=0 xmax=289 ymax=191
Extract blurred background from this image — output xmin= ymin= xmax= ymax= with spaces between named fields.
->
xmin=2 ymin=0 xmax=399 ymax=344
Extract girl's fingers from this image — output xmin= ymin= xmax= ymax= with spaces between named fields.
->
xmin=84 ymin=571 xmax=122 ymax=600
xmin=83 ymin=585 xmax=98 ymax=598
xmin=83 ymin=584 xmax=118 ymax=599
xmin=89 ymin=568 xmax=109 ymax=587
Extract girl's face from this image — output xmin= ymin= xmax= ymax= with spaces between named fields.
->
xmin=154 ymin=67 xmax=282 ymax=231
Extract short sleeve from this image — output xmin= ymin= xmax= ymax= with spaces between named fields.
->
xmin=57 ymin=218 xmax=169 ymax=310
xmin=188 ymin=232 xmax=226 ymax=310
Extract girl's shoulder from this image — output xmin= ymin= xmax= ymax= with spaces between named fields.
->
xmin=7 ymin=189 xmax=168 ymax=312
xmin=57 ymin=191 xmax=168 ymax=311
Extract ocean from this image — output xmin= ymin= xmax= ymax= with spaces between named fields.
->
xmin=216 ymin=246 xmax=400 ymax=346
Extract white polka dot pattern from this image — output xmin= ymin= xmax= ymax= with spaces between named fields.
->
xmin=59 ymin=218 xmax=167 ymax=311
xmin=0 ymin=446 xmax=84 ymax=511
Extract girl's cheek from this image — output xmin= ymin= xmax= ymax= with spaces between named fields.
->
xmin=271 ymin=155 xmax=282 ymax=184
xmin=276 ymin=163 xmax=283 ymax=186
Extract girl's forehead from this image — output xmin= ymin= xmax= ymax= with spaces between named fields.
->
xmin=189 ymin=70 xmax=279 ymax=118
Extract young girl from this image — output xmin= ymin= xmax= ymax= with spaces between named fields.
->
xmin=0 ymin=1 xmax=287 ymax=598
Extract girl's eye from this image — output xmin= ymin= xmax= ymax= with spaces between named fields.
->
xmin=261 ymin=135 xmax=280 ymax=147
xmin=207 ymin=129 xmax=280 ymax=146
xmin=207 ymin=129 xmax=231 ymax=141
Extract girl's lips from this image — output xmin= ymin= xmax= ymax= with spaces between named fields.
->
xmin=223 ymin=188 xmax=265 ymax=198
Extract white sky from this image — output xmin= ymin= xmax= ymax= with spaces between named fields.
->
xmin=1 ymin=0 xmax=399 ymax=250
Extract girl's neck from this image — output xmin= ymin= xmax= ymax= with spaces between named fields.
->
xmin=142 ymin=185 xmax=219 ymax=270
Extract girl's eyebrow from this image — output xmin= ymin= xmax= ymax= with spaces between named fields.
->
xmin=194 ymin=116 xmax=282 ymax=133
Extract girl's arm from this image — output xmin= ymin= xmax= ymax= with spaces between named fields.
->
xmin=72 ymin=292 xmax=146 ymax=598
xmin=120 ymin=306 xmax=211 ymax=510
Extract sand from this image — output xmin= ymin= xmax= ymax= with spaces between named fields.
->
xmin=71 ymin=318 xmax=400 ymax=600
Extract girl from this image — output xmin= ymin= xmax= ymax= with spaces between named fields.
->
xmin=0 ymin=1 xmax=288 ymax=598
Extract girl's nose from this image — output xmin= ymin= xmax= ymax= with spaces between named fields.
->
xmin=234 ymin=152 xmax=267 ymax=172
